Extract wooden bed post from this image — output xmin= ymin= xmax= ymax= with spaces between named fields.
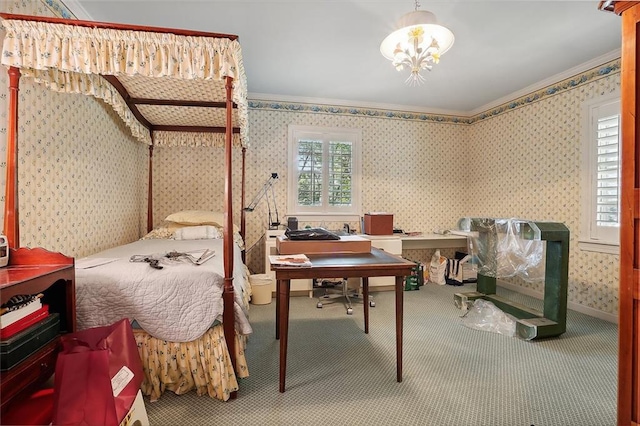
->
xmin=147 ymin=143 xmax=154 ymax=233
xmin=241 ymin=146 xmax=247 ymax=262
xmin=3 ymin=67 xmax=21 ymax=249
xmin=223 ymin=76 xmax=237 ymax=398
xmin=604 ymin=3 xmax=640 ymax=424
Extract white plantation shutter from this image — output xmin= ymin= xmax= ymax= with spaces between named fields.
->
xmin=595 ymin=112 xmax=620 ymax=230
xmin=297 ymin=139 xmax=323 ymax=207
xmin=288 ymin=126 xmax=361 ymax=216
xmin=581 ymin=97 xmax=621 ymax=250
xmin=328 ymin=141 xmax=354 ymax=207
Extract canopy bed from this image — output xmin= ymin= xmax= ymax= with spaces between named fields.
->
xmin=0 ymin=13 xmax=251 ymax=401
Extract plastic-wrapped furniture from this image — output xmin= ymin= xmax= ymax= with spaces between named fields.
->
xmin=453 ymin=218 xmax=569 ymax=340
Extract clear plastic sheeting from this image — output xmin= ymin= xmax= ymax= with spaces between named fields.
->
xmin=461 ymin=299 xmax=516 ymax=337
xmin=457 ymin=217 xmax=545 ymax=282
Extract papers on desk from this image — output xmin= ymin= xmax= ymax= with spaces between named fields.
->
xmin=269 ymin=254 xmax=312 ymax=267
xmin=433 ymin=229 xmax=476 ymax=237
xmin=433 ymin=229 xmax=452 ymax=235
xmin=404 ymin=231 xmax=423 ymax=237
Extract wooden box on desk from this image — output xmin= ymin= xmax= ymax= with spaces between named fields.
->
xmin=364 ymin=213 xmax=394 ymax=235
xmin=276 ymin=235 xmax=371 ymax=255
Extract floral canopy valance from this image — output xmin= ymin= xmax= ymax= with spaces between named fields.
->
xmin=0 ymin=16 xmax=248 ymax=147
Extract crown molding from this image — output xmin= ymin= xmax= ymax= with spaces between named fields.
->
xmin=468 ymin=49 xmax=622 ymax=117
xmin=56 ymin=0 xmax=93 ymax=20
xmin=247 ymin=93 xmax=467 ymax=117
xmin=249 ymin=51 xmax=621 ymax=124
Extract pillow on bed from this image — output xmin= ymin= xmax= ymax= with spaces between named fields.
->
xmin=174 ymin=225 xmax=221 ymax=240
xmin=165 ymin=210 xmax=223 ymax=225
xmin=165 ymin=210 xmax=240 ymax=233
xmin=140 ymin=227 xmax=175 ymax=240
xmin=140 ymin=222 xmax=194 ymax=240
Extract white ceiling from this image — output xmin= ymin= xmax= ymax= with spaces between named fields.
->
xmin=65 ymin=0 xmax=622 ymax=115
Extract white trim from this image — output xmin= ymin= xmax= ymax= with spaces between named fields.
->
xmin=60 ymin=0 xmax=94 ymax=20
xmin=249 ymin=50 xmax=621 ymax=118
xmin=497 ymin=281 xmax=617 ymax=324
xmin=249 ymin=92 xmax=467 ymax=117
xmin=284 ymin=214 xmax=362 ymax=223
xmin=579 ymin=92 xmax=621 ymax=252
xmin=287 ymin=125 xmax=362 ymax=217
xmin=469 ymin=49 xmax=621 ymax=116
xmin=577 ymin=240 xmax=620 ymax=255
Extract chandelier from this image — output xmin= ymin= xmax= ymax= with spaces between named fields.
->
xmin=380 ymin=1 xmax=455 ymax=86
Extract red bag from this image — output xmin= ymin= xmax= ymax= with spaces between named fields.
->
xmin=52 ymin=319 xmax=143 ymax=426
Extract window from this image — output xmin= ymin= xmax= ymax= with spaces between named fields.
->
xmin=287 ymin=125 xmax=362 ymax=218
xmin=580 ymin=95 xmax=621 ymax=254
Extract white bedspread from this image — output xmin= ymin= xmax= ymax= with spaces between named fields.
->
xmin=75 ymin=239 xmax=252 ymax=342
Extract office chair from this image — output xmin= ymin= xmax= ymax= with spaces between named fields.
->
xmin=314 ymin=277 xmax=375 ymax=315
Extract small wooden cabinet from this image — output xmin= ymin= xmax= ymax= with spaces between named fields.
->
xmin=0 ymin=247 xmax=75 ymax=415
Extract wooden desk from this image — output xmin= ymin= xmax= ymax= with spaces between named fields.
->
xmin=271 ymin=248 xmax=415 ymax=392
xmin=400 ymin=233 xmax=468 ymax=250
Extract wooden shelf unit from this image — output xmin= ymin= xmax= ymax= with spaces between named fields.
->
xmin=0 ymin=247 xmax=75 ymax=415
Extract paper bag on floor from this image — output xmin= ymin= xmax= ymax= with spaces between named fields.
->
xmin=52 ymin=319 xmax=143 ymax=426
xmin=429 ymin=250 xmax=447 ymax=285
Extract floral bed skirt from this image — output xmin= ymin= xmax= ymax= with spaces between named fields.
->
xmin=134 ymin=324 xmax=249 ymax=402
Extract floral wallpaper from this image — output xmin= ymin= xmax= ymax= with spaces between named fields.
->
xmin=0 ymin=0 xmax=148 ymax=258
xmin=242 ymin=63 xmax=621 ymax=319
xmin=465 ymin=71 xmax=621 ymax=317
xmin=151 ymin=145 xmax=245 ymax=229
xmin=237 ymin=110 xmax=468 ymax=274
xmin=0 ymin=0 xmax=622 ymax=319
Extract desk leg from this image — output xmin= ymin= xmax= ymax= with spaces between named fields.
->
xmin=279 ymin=279 xmax=291 ymax=392
xmin=276 ymin=279 xmax=280 ymax=340
xmin=395 ymin=275 xmax=403 ymax=383
xmin=362 ymin=277 xmax=369 ymax=334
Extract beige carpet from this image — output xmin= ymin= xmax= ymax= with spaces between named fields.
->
xmin=145 ymin=283 xmax=617 ymax=426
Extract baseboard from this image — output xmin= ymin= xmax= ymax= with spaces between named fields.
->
xmin=497 ymin=280 xmax=618 ymax=324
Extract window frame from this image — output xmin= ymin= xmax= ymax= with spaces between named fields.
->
xmin=287 ymin=125 xmax=362 ymax=220
xmin=579 ymin=93 xmax=621 ymax=255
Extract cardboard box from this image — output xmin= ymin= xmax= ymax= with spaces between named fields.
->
xmin=364 ymin=213 xmax=394 ymax=235
xmin=276 ymin=235 xmax=371 ymax=255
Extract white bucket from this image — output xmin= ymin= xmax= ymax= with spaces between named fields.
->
xmin=249 ymin=274 xmax=274 ymax=305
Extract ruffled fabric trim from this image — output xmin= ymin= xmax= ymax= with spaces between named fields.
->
xmin=1 ymin=18 xmax=248 ymax=147
xmin=134 ymin=324 xmax=249 ymax=402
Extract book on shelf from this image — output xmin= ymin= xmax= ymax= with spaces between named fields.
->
xmin=0 ymin=305 xmax=49 ymax=339
xmin=269 ymin=254 xmax=312 ymax=267
xmin=0 ymin=298 xmax=43 ymax=329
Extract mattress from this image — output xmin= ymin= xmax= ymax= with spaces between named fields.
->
xmin=75 ymin=238 xmax=251 ymax=342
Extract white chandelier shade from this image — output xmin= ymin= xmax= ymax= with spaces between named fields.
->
xmin=380 ymin=9 xmax=455 ymax=85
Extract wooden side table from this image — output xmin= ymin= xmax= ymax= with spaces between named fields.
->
xmin=0 ymin=247 xmax=75 ymax=415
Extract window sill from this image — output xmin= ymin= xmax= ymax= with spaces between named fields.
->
xmin=285 ymin=213 xmax=361 ymax=223
xmin=578 ymin=240 xmax=619 ymax=255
